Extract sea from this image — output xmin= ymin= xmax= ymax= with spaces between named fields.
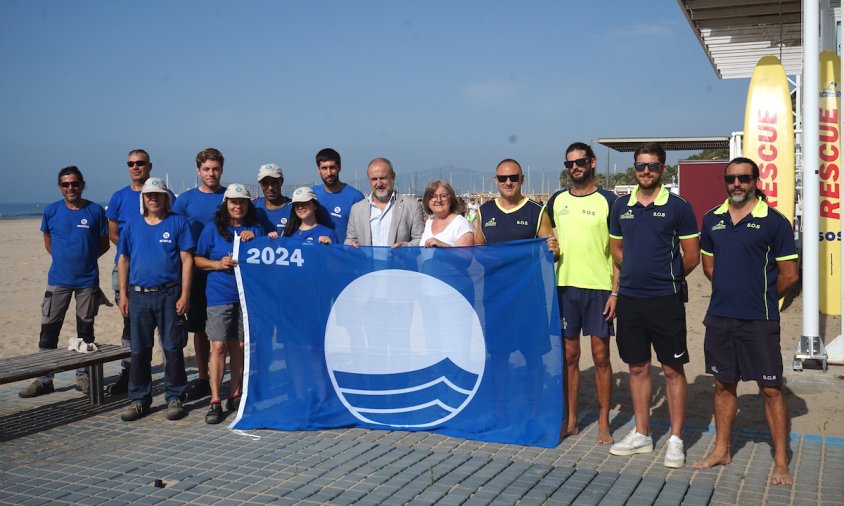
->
xmin=0 ymin=202 xmax=109 ymax=221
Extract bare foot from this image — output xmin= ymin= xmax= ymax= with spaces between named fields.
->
xmin=692 ymin=447 xmax=731 ymax=470
xmin=560 ymin=426 xmax=579 ymax=440
xmin=769 ymin=464 xmax=792 ymax=486
xmin=597 ymin=423 xmax=613 ymax=445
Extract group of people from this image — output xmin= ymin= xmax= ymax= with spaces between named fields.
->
xmin=22 ymin=142 xmax=797 ymax=485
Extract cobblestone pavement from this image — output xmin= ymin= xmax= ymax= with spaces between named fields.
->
xmin=1 ymin=365 xmax=841 ymax=505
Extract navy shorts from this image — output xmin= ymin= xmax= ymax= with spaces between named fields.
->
xmin=558 ymin=286 xmax=614 ymax=339
xmin=187 ymin=272 xmax=208 ymax=333
xmin=615 ymin=294 xmax=688 ymax=365
xmin=703 ymin=314 xmax=783 ymax=386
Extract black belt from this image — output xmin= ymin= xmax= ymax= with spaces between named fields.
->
xmin=131 ymin=282 xmax=179 ymax=293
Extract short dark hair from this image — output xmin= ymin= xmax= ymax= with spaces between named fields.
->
xmin=496 ymin=158 xmax=522 ymax=173
xmin=128 ymin=149 xmax=150 ymax=160
xmin=422 ymin=179 xmax=462 ymax=215
xmin=725 ymin=157 xmax=767 ymax=201
xmin=565 ymin=142 xmax=596 ymax=159
xmin=633 ymin=143 xmax=666 ymax=164
xmin=57 ymin=166 xmax=85 ymax=188
xmin=316 ymin=148 xmax=341 ymax=168
xmin=196 ymin=148 xmax=224 ymax=168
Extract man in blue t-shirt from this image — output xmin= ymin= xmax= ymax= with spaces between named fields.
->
xmin=19 ymin=166 xmax=110 ymax=399
xmin=608 ymin=143 xmax=700 ymax=468
xmin=692 ymin=157 xmax=798 ymax=486
xmin=253 ymin=163 xmax=292 ymax=234
xmin=105 ymin=149 xmax=174 ymax=395
xmin=118 ymin=177 xmax=194 ymax=422
xmin=311 ymin=148 xmax=364 ymax=243
xmin=172 ymin=147 xmax=226 ymax=400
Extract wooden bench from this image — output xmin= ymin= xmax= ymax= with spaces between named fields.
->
xmin=0 ymin=344 xmax=130 ymax=404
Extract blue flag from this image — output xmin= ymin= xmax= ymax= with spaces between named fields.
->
xmin=232 ymin=237 xmax=563 ymax=447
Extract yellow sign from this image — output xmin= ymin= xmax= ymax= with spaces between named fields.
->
xmin=819 ymin=51 xmax=841 ymax=315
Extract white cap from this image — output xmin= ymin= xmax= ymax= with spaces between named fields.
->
xmin=257 ymin=163 xmax=283 ymax=181
xmin=141 ymin=177 xmax=169 ymax=194
xmin=224 ymin=183 xmax=251 ymax=199
xmin=291 ymin=186 xmax=317 ymax=203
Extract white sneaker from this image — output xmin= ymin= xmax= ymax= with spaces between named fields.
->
xmin=609 ymin=429 xmax=653 ymax=456
xmin=664 ymin=435 xmax=685 ymax=468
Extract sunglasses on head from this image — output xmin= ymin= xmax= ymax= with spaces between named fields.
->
xmin=60 ymin=181 xmax=82 ymax=188
xmin=633 ymin=162 xmax=662 ymax=172
xmin=563 ymin=157 xmax=591 ymax=169
xmin=496 ymin=174 xmax=520 ymax=183
xmin=127 ymin=160 xmax=148 ymax=168
xmin=724 ymin=174 xmax=754 ymax=184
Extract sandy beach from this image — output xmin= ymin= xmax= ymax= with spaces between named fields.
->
xmin=1 ymin=218 xmax=841 ymax=438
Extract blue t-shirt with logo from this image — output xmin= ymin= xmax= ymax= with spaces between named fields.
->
xmin=609 ymin=186 xmax=699 ymax=298
xmin=288 ymin=224 xmax=338 ymax=244
xmin=172 ymin=187 xmax=225 ymax=241
xmin=118 ymin=213 xmax=195 ymax=288
xmin=41 ymin=200 xmax=108 ymax=288
xmin=701 ymin=199 xmax=798 ymax=320
xmin=106 ymin=184 xmax=175 ymax=262
xmin=196 ymin=222 xmax=266 ymax=307
xmin=312 ymin=184 xmax=365 ymax=243
xmin=254 ymin=197 xmax=292 ymax=235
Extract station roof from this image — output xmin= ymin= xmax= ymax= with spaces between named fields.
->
xmin=596 ymin=136 xmax=730 ymax=152
xmin=676 ymin=0 xmax=803 ymax=79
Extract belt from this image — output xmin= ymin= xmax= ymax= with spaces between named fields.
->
xmin=131 ymin=282 xmax=179 ymax=293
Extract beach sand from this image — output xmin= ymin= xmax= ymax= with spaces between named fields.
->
xmin=1 ymin=218 xmax=841 ymax=437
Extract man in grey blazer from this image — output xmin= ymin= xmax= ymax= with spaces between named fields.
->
xmin=345 ymin=157 xmax=425 ymax=247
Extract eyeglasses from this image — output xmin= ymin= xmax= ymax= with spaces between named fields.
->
xmin=563 ymin=157 xmax=591 ymax=169
xmin=496 ymin=174 xmax=521 ymax=183
xmin=127 ymin=160 xmax=148 ymax=168
xmin=724 ymin=174 xmax=754 ymax=184
xmin=431 ymin=193 xmax=450 ymax=201
xmin=60 ymin=181 xmax=82 ymax=188
xmin=633 ymin=162 xmax=662 ymax=172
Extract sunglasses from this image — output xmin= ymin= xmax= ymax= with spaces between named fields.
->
xmin=563 ymin=157 xmax=591 ymax=169
xmin=633 ymin=162 xmax=662 ymax=172
xmin=60 ymin=181 xmax=82 ymax=188
xmin=127 ymin=160 xmax=148 ymax=168
xmin=724 ymin=174 xmax=754 ymax=184
xmin=496 ymin=174 xmax=521 ymax=183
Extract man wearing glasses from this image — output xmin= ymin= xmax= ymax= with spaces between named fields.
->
xmin=20 ymin=167 xmax=109 ymax=398
xmin=105 ymin=149 xmax=173 ymax=394
xmin=608 ymin=143 xmax=699 ymax=468
xmin=693 ymin=157 xmax=797 ymax=486
xmin=546 ymin=142 xmax=618 ymax=445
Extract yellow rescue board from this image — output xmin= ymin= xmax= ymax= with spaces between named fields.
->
xmin=818 ymin=51 xmax=841 ymax=315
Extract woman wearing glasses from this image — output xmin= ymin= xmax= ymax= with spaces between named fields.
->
xmin=420 ymin=180 xmax=474 ymax=247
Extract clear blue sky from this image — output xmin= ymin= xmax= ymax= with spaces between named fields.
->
xmin=0 ymin=1 xmax=749 ymax=203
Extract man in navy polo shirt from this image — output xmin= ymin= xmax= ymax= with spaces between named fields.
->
xmin=19 ymin=166 xmax=110 ymax=398
xmin=118 ymin=177 xmax=194 ymax=421
xmin=173 ymin=147 xmax=226 ymax=400
xmin=312 ymin=148 xmax=364 ymax=243
xmin=608 ymin=143 xmax=699 ymax=468
xmin=692 ymin=157 xmax=798 ymax=486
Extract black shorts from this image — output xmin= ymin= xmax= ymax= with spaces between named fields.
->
xmin=703 ymin=314 xmax=783 ymax=386
xmin=187 ymin=271 xmax=208 ymax=333
xmin=615 ymin=294 xmax=688 ymax=365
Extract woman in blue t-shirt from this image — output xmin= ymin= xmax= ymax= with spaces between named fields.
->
xmin=282 ymin=187 xmax=338 ymax=244
xmin=194 ymin=183 xmax=276 ymax=424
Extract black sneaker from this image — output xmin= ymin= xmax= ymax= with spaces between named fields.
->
xmin=165 ymin=400 xmax=187 ymax=421
xmin=107 ymin=369 xmax=130 ymax=395
xmin=185 ymin=379 xmax=211 ymax=401
xmin=226 ymin=394 xmax=242 ymax=412
xmin=120 ymin=401 xmax=150 ymax=421
xmin=205 ymin=402 xmax=223 ymax=424
xmin=19 ymin=380 xmax=54 ymax=398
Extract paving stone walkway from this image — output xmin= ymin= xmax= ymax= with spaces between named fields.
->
xmin=1 ymin=366 xmax=841 ymax=505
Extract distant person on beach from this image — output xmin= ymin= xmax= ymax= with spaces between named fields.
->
xmin=194 ymin=184 xmax=271 ymax=424
xmin=19 ymin=166 xmax=110 ymax=398
xmin=172 ymin=148 xmax=226 ymax=401
xmin=283 ymin=187 xmax=337 ymax=243
xmin=692 ymin=157 xmax=798 ymax=486
xmin=420 ymin=180 xmax=474 ymax=247
xmin=608 ymin=142 xmax=699 ymax=468
xmin=311 ymin=148 xmax=364 ymax=243
xmin=253 ymin=163 xmax=291 ymax=235
xmin=546 ymin=142 xmax=618 ymax=445
xmin=345 ymin=157 xmax=425 ymax=247
xmin=105 ymin=149 xmax=174 ymax=395
xmin=117 ymin=177 xmax=193 ymax=421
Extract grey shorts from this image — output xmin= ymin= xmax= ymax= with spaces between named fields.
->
xmin=206 ymin=303 xmax=244 ymax=343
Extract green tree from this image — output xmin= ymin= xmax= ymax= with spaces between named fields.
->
xmin=686 ymin=148 xmax=730 ymax=160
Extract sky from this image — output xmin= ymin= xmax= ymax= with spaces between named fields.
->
xmin=0 ymin=1 xmax=751 ymax=203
